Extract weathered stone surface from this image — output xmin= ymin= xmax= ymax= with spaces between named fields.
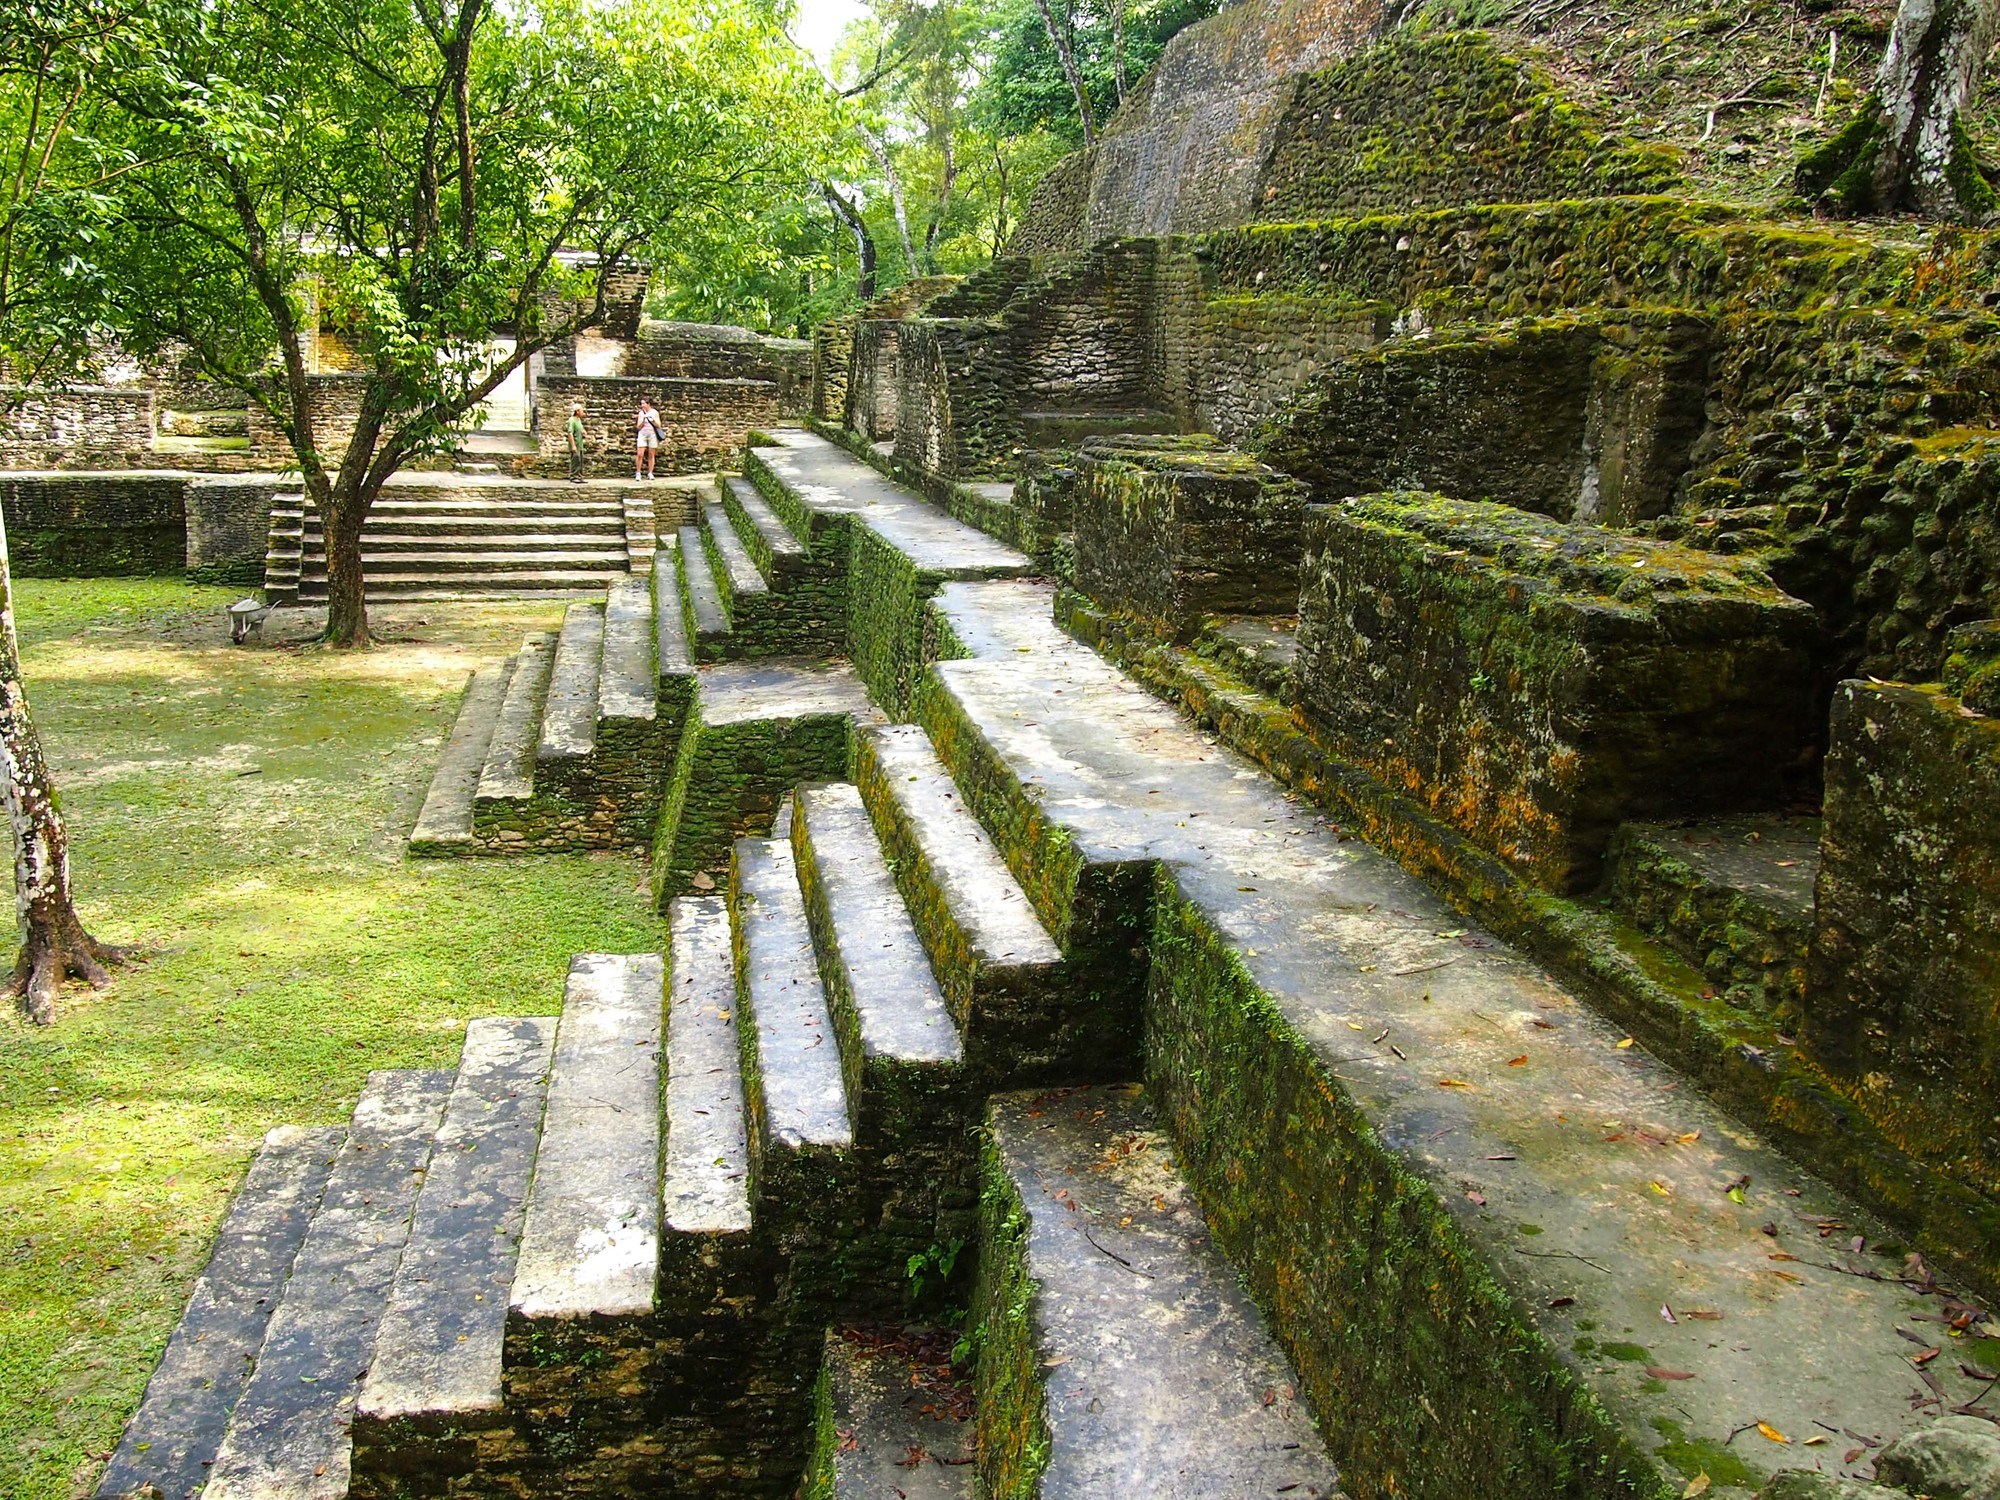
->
xmin=1258 ymin=315 xmax=1709 ymax=527
xmin=855 ymin=724 xmax=1116 ymax=1089
xmin=665 ymin=896 xmax=754 ymax=1236
xmin=96 ymin=1125 xmax=342 ymax=1500
xmin=537 ymin=601 xmax=604 ymax=764
xmin=1806 ymin=680 xmax=2000 ymax=1200
xmin=921 ymin=578 xmax=1985 ymax=1500
xmin=350 ymin=1017 xmax=556 ymax=1496
xmin=1070 ymin=435 xmax=1308 ymax=640
xmin=409 ymin=661 xmax=515 ymax=854
xmin=510 ymin=954 xmax=661 ymax=1321
xmin=650 ymin=659 xmax=882 ymax=901
xmin=1604 ymin=816 xmax=1820 ymax=1015
xmin=1757 ymin=1476 xmax=1888 ymax=1500
xmin=1946 ymin=619 xmax=2000 ymax=716
xmin=731 ymin=830 xmax=853 ymax=1164
xmin=475 ymin=632 xmax=556 ymax=806
xmin=802 ymin=1328 xmax=973 ymax=1500
xmin=204 ymin=1070 xmax=451 ymax=1500
xmin=1295 ymin=493 xmax=1819 ymax=892
xmin=1875 ymin=1416 xmax=2000 ymax=1500
xmin=976 ymin=1087 xmax=1341 ymax=1500
xmin=792 ymin=780 xmax=971 ymax=1294
xmin=677 ymin=521 xmax=731 ymax=656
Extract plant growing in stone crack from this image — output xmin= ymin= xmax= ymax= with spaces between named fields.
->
xmin=905 ymin=1237 xmax=965 ymax=1302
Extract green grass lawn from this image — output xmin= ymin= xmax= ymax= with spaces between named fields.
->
xmin=0 ymin=579 xmax=665 ymax=1500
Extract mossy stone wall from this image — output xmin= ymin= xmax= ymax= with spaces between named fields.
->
xmin=0 ymin=472 xmax=188 ymax=577
xmin=1070 ymin=434 xmax=1307 ymax=639
xmin=1257 ymin=32 xmax=1682 ymax=222
xmin=1295 ymin=493 xmax=1819 ymax=892
xmin=1806 ymin=679 xmax=2000 ymax=1200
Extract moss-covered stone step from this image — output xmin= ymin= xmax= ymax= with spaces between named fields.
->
xmin=1603 ymin=817 xmax=1820 ymax=1015
xmin=1295 ymin=493 xmax=1820 ymax=893
xmin=920 ymin=577 xmax=1994 ymax=1500
xmin=975 ymin=1087 xmax=1341 ymax=1500
xmin=505 ymin=953 xmax=664 ymax=1496
xmin=746 ymin=426 xmax=1037 ymax=717
xmin=731 ymin=828 xmax=854 ymax=1193
xmin=748 ymin=429 xmax=1034 ymax=578
xmin=95 ymin=1124 xmax=342 ymax=1500
xmin=803 ymin=1326 xmax=974 ymax=1500
xmin=856 ymin=724 xmax=1123 ymax=1089
xmin=202 ymin=1069 xmax=452 ymax=1500
xmin=665 ymin=896 xmax=755 ymax=1239
xmin=792 ymin=780 xmax=972 ymax=1288
xmin=678 ymin=520 xmax=732 ymax=660
xmin=408 ymin=658 xmax=515 ymax=854
xmin=654 ymin=536 xmax=696 ymax=722
xmin=704 ymin=493 xmax=770 ymax=606
xmin=650 ymin=661 xmax=882 ymax=905
xmin=473 ymin=629 xmax=556 ymax=810
xmin=350 ymin=1016 xmax=557 ymax=1497
xmin=719 ymin=473 xmax=809 ymax=583
xmin=536 ymin=599 xmax=605 ymax=769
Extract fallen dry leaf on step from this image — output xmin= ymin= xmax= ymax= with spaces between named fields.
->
xmin=1757 ymin=1422 xmax=1790 ymax=1443
xmin=1646 ymin=1366 xmax=1695 ymax=1380
xmin=1683 ymin=1475 xmax=1711 ymax=1497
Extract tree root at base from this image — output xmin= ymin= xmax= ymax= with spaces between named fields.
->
xmin=7 ymin=913 xmax=130 ymax=1025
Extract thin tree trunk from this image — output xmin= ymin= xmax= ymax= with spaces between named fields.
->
xmin=858 ymin=126 xmax=917 ymax=276
xmin=1112 ymin=0 xmax=1128 ymax=104
xmin=923 ymin=121 xmax=958 ymax=269
xmin=823 ymin=183 xmax=878 ymax=302
xmin=0 ymin=497 xmax=124 ymax=1023
xmin=1798 ymin=0 xmax=2000 ymax=220
xmin=1032 ymin=0 xmax=1097 ymax=145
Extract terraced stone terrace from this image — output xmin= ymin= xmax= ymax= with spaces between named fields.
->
xmin=97 ymin=428 xmax=2000 ymax=1500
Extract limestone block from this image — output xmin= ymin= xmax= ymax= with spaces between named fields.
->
xmin=1071 ymin=435 xmax=1308 ymax=639
xmin=1806 ymin=679 xmax=2000 ymax=1197
xmin=1874 ymin=1417 xmax=2000 ymax=1500
xmin=1295 ymin=493 xmax=1818 ymax=892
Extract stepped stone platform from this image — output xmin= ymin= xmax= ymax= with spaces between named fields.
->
xmin=264 ymin=473 xmax=656 ymax=605
xmin=117 ymin=424 xmax=2000 ymax=1500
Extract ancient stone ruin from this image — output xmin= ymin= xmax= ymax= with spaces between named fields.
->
xmin=81 ymin=3 xmax=2000 ymax=1500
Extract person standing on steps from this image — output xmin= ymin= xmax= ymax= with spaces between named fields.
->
xmin=566 ymin=403 xmax=588 ymax=484
xmin=635 ymin=398 xmax=663 ymax=481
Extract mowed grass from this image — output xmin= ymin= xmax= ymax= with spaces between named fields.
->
xmin=0 ymin=579 xmax=664 ymax=1499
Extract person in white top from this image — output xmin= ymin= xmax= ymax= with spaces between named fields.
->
xmin=634 ymin=399 xmax=662 ymax=480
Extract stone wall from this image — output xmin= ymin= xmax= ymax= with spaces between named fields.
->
xmin=244 ymin=373 xmax=373 ymax=463
xmin=1012 ymin=0 xmax=1386 ymax=253
xmin=846 ymin=321 xmax=903 ymax=442
xmin=1255 ymin=32 xmax=1681 ymax=222
xmin=1295 ymin=493 xmax=1819 ymax=892
xmin=187 ymin=475 xmax=289 ymax=584
xmin=1807 ymin=675 xmax=2000 ymax=1200
xmin=619 ymin=322 xmax=811 ymax=412
xmin=1070 ymin=436 xmax=1306 ymax=639
xmin=1257 ymin=313 xmax=1709 ymax=524
xmin=0 ymin=385 xmax=156 ymax=469
xmin=534 ymin=375 xmax=779 ymax=476
xmin=0 ymin=471 xmax=187 ymax=575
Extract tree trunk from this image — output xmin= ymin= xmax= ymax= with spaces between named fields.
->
xmin=859 ymin=126 xmax=917 ymax=276
xmin=823 ymin=183 xmax=878 ymax=302
xmin=1032 ymin=0 xmax=1097 ymax=145
xmin=0 ymin=498 xmax=124 ymax=1023
xmin=1797 ymin=0 xmax=2000 ymax=220
xmin=320 ymin=473 xmax=372 ymax=648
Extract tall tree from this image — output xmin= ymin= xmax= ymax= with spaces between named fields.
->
xmin=58 ymin=0 xmax=832 ymax=646
xmin=0 ymin=501 xmax=125 ymax=1024
xmin=1798 ymin=0 xmax=2000 ymax=221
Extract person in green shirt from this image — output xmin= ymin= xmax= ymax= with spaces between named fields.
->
xmin=565 ymin=403 xmax=588 ymax=483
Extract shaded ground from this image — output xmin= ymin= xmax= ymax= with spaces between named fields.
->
xmin=0 ymin=580 xmax=663 ymax=1500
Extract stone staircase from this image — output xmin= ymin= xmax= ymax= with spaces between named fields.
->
xmin=263 ymin=477 xmax=650 ymax=604
xmin=107 ymin=428 xmax=2000 ymax=1500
